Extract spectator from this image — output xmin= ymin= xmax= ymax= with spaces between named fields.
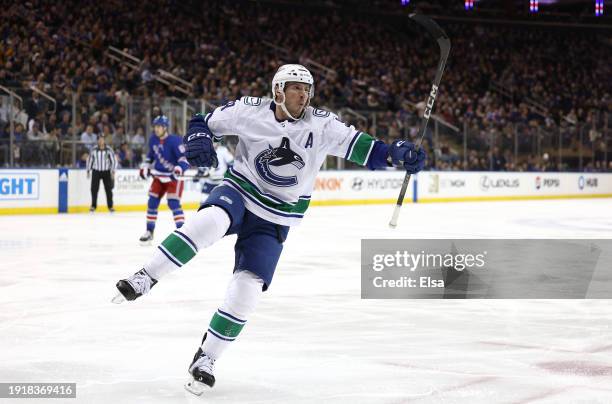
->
xmin=113 ymin=126 xmax=129 ymax=149
xmin=58 ymin=111 xmax=72 ymax=138
xmin=27 ymin=120 xmax=44 ymax=141
xmin=77 ymin=151 xmax=89 ymax=169
xmin=0 ymin=0 xmax=609 ymax=171
xmin=42 ymin=126 xmax=60 ymax=166
xmin=81 ymin=124 xmax=97 ymax=150
xmin=490 ymin=147 xmax=506 ymax=171
xmin=130 ymin=127 xmax=146 ymax=148
xmin=117 ymin=142 xmax=133 ymax=168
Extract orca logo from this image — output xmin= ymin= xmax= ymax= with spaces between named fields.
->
xmin=255 ymin=137 xmax=305 ymax=187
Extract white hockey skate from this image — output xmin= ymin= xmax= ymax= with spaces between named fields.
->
xmin=111 ymin=269 xmax=157 ymax=304
xmin=185 ymin=339 xmax=215 ymax=396
xmin=139 ymin=230 xmax=154 ymax=246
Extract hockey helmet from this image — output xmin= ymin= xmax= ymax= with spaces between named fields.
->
xmin=271 ymin=64 xmax=314 ymax=120
xmin=152 ymin=115 xmax=169 ymax=128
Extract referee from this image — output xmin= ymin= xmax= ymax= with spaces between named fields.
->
xmin=87 ymin=135 xmax=117 ymax=212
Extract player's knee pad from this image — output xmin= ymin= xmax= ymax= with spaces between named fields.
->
xmin=167 ymin=198 xmax=181 ymax=211
xmin=147 ymin=195 xmax=161 ymax=210
xmin=221 ymin=270 xmax=264 ymax=320
xmin=200 ymin=185 xmax=245 ymax=234
xmin=176 ymin=206 xmax=230 ymax=250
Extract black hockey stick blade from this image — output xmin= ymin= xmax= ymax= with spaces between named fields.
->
xmin=389 ymin=15 xmax=451 ymax=228
xmin=410 ymin=14 xmax=451 ymax=66
xmin=409 ymin=14 xmax=449 ymax=41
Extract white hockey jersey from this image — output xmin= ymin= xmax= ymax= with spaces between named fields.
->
xmin=206 ymin=96 xmax=376 ymax=226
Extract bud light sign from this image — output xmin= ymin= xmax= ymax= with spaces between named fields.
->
xmin=0 ymin=172 xmax=39 ymax=200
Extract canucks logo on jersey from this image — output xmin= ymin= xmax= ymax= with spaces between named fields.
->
xmin=254 ymin=137 xmax=305 ymax=187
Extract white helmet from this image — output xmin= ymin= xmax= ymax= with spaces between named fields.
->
xmin=271 ymin=64 xmax=314 ymax=120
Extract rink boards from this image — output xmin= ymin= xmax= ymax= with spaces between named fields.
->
xmin=1 ymin=169 xmax=612 ymax=214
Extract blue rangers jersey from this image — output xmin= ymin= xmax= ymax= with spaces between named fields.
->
xmin=145 ymin=134 xmax=189 ymax=179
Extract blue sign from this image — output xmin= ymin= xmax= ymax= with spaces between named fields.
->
xmin=0 ymin=173 xmax=40 ymax=200
xmin=58 ymin=169 xmax=68 ymax=213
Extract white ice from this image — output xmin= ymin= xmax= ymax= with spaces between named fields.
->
xmin=1 ymin=199 xmax=612 ymax=403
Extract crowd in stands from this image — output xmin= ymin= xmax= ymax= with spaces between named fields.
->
xmin=0 ymin=0 xmax=610 ymax=171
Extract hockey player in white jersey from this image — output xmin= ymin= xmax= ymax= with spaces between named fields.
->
xmin=112 ymin=64 xmax=426 ymax=395
xmin=194 ymin=142 xmax=234 ymax=201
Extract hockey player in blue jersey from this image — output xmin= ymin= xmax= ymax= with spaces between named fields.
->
xmin=138 ymin=115 xmax=190 ymax=244
xmin=113 ymin=65 xmax=426 ymax=394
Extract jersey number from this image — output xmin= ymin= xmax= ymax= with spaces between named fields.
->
xmin=243 ymin=96 xmax=262 ymax=106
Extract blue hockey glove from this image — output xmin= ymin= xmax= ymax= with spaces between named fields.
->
xmin=184 ymin=114 xmax=218 ymax=168
xmin=389 ymin=140 xmax=426 ymax=174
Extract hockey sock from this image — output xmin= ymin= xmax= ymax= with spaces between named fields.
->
xmin=168 ymin=198 xmax=185 ymax=228
xmin=202 ymin=270 xmax=264 ymax=360
xmin=146 ymin=194 xmax=161 ymax=232
xmin=144 ymin=206 xmax=230 ymax=280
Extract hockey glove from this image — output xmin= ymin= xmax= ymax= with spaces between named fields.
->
xmin=139 ymin=163 xmax=151 ymax=180
xmin=192 ymin=167 xmax=209 ymax=183
xmin=389 ymin=140 xmax=426 ymax=174
xmin=171 ymin=165 xmax=183 ymax=181
xmin=184 ymin=114 xmax=218 ymax=168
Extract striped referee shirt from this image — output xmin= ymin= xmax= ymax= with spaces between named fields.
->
xmin=87 ymin=146 xmax=117 ymax=172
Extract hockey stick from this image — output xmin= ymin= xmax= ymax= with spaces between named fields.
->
xmin=389 ymin=14 xmax=451 ymax=228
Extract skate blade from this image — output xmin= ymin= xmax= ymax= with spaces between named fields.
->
xmin=111 ymin=292 xmax=126 ymax=304
xmin=184 ymin=378 xmax=209 ymax=396
xmin=139 ymin=240 xmax=152 ymax=246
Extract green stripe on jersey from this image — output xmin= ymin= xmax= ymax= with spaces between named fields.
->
xmin=348 ymin=132 xmax=376 ymax=166
xmin=160 ymin=233 xmax=196 ymax=265
xmin=209 ymin=312 xmax=245 ymax=338
xmin=225 ymin=171 xmax=310 ymax=214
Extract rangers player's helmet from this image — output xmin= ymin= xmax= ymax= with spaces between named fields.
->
xmin=152 ymin=115 xmax=169 ymax=127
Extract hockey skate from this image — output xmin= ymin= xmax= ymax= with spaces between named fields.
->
xmin=111 ymin=269 xmax=157 ymax=304
xmin=139 ymin=230 xmax=154 ymax=246
xmin=185 ymin=334 xmax=215 ymax=395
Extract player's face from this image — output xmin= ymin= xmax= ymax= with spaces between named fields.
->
xmin=154 ymin=125 xmax=167 ymax=137
xmin=283 ymin=82 xmax=310 ymax=117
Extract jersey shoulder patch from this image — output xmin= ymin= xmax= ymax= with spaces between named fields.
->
xmin=241 ymin=96 xmax=263 ymax=107
xmin=312 ymin=107 xmax=331 ymax=118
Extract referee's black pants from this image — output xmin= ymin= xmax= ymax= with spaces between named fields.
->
xmin=91 ymin=170 xmax=113 ymax=209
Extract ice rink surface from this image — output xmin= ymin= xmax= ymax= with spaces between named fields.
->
xmin=1 ymin=199 xmax=612 ymax=403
